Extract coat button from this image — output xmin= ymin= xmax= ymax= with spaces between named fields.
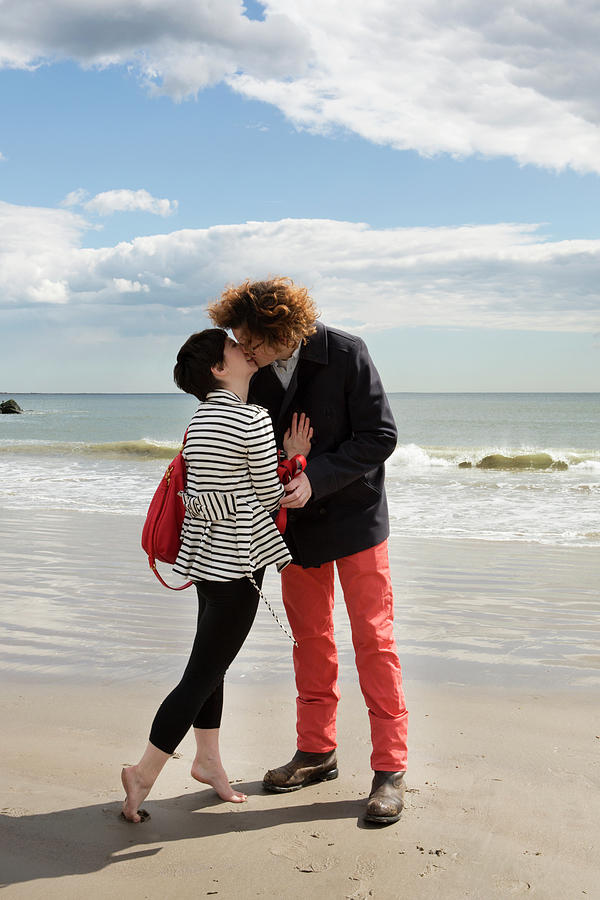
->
xmin=319 ymin=507 xmax=326 ymax=516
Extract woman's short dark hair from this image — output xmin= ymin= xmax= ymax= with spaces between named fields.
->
xmin=173 ymin=328 xmax=227 ymax=400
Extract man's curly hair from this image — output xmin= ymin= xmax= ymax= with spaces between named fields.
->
xmin=208 ymin=277 xmax=319 ymax=347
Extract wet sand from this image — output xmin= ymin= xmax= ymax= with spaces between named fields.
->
xmin=1 ymin=508 xmax=599 ymax=688
xmin=1 ymin=508 xmax=599 ymax=897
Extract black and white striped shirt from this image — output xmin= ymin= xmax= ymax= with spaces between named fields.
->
xmin=173 ymin=389 xmax=291 ymax=582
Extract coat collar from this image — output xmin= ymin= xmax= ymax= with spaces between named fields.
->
xmin=300 ymin=321 xmax=328 ymax=364
xmin=205 ymin=388 xmax=245 ymax=405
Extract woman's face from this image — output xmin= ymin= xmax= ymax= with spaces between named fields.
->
xmin=221 ymin=336 xmax=258 ymax=378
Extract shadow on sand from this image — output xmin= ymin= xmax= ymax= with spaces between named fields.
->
xmin=0 ymin=781 xmax=368 ymax=887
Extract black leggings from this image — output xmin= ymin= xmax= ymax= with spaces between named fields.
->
xmin=149 ymin=569 xmax=263 ymax=754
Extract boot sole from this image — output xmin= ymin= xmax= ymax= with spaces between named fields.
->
xmin=262 ymin=767 xmax=339 ymax=793
xmin=364 ymin=810 xmax=402 ymax=825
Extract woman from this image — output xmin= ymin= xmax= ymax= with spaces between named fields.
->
xmin=121 ymin=328 xmax=311 ymax=822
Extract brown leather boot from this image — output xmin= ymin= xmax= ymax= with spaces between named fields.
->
xmin=263 ymin=749 xmax=338 ymax=793
xmin=364 ymin=771 xmax=405 ymax=824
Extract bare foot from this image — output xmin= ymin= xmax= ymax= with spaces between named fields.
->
xmin=191 ymin=760 xmax=247 ymax=803
xmin=121 ymin=765 xmax=153 ymax=822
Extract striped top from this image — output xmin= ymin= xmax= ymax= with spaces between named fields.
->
xmin=172 ymin=388 xmax=292 ymax=582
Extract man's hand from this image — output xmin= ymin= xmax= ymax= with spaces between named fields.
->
xmin=280 ymin=471 xmax=312 ymax=508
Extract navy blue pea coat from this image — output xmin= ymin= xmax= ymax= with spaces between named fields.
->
xmin=248 ymin=322 xmax=397 ymax=568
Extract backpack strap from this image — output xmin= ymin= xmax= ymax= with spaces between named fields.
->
xmin=149 ymin=561 xmax=193 ymax=591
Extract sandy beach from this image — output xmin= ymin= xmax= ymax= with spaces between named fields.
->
xmin=1 ymin=679 xmax=598 ymax=899
xmin=1 ymin=509 xmax=599 ymax=898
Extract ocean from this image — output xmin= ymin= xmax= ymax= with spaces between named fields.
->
xmin=1 ymin=391 xmax=599 ymax=688
xmin=1 ymin=391 xmax=599 ymax=546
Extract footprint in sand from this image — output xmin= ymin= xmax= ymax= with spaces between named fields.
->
xmin=269 ymin=832 xmax=339 ymax=873
xmin=346 ymin=854 xmax=376 ymax=899
xmin=494 ymin=877 xmax=532 ymax=894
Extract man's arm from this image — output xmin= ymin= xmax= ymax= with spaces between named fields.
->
xmin=295 ymin=339 xmax=397 ymax=504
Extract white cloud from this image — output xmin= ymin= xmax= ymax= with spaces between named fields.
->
xmin=27 ymin=278 xmax=69 ymax=304
xmin=0 ymin=151 xmax=6 ymax=162
xmin=1 ymin=200 xmax=599 ymax=334
xmin=62 ymin=188 xmax=89 ymax=208
xmin=113 ymin=277 xmax=150 ymax=293
xmin=0 ymin=0 xmax=309 ymax=94
xmin=230 ymin=1 xmax=600 ymax=173
xmin=0 ymin=200 xmax=87 ymax=306
xmin=63 ymin=188 xmax=177 ymax=216
xmin=1 ymin=1 xmax=600 ymax=172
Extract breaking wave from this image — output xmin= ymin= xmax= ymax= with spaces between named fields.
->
xmin=388 ymin=444 xmax=600 ymax=473
xmin=0 ymin=439 xmax=180 ymax=460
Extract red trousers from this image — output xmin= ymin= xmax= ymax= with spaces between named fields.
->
xmin=281 ymin=540 xmax=408 ymax=771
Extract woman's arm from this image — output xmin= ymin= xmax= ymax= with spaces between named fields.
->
xmin=247 ymin=408 xmax=285 ymax=512
xmin=283 ymin=412 xmax=313 ymax=459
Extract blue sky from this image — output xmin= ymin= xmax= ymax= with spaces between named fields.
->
xmin=1 ymin=1 xmax=599 ymax=392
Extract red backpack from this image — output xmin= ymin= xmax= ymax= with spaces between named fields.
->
xmin=142 ymin=435 xmax=306 ymax=590
xmin=141 ymin=432 xmax=193 ymax=591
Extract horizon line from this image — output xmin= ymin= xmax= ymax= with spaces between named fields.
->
xmin=3 ymin=390 xmax=599 ymax=397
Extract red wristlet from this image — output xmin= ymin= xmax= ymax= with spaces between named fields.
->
xmin=275 ymin=452 xmax=306 ymax=534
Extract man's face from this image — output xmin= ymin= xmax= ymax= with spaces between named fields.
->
xmin=232 ymin=327 xmax=289 ymax=368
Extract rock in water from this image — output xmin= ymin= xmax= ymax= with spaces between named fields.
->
xmin=0 ymin=399 xmax=23 ymax=414
xmin=476 ymin=452 xmax=564 ymax=470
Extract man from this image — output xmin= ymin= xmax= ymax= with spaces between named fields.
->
xmin=208 ymin=277 xmax=408 ymax=824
